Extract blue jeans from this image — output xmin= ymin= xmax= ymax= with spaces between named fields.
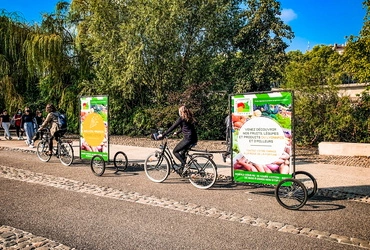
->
xmin=24 ymin=122 xmax=34 ymax=145
xmin=2 ymin=122 xmax=11 ymax=138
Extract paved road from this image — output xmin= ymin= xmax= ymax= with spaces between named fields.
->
xmin=0 ymin=139 xmax=369 ymax=249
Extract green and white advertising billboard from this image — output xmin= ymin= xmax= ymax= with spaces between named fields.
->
xmin=231 ymin=91 xmax=294 ymax=185
xmin=80 ymin=96 xmax=109 ymax=161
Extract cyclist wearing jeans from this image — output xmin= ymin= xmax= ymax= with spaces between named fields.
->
xmin=37 ymin=104 xmax=65 ymax=155
xmin=158 ymin=105 xmax=198 ymax=170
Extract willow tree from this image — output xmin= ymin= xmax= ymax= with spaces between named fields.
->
xmin=0 ymin=12 xmax=34 ymax=111
xmin=22 ymin=1 xmax=88 ymax=131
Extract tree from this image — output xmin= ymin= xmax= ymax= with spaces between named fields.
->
xmin=283 ymin=45 xmax=344 ymax=90
xmin=0 ymin=12 xmax=34 ymax=111
xmin=233 ymin=0 xmax=294 ymax=92
xmin=341 ymin=0 xmax=370 ymax=83
xmin=2 ymin=0 xmax=296 ymax=138
xmin=70 ymin=0 xmax=244 ymax=137
xmin=23 ymin=1 xmax=86 ymax=131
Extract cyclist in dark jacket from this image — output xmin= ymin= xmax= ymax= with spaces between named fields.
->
xmin=159 ymin=105 xmax=198 ymax=168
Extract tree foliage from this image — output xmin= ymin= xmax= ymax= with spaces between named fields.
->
xmin=67 ymin=0 xmax=293 ymax=138
xmin=8 ymin=0 xmax=370 ymax=145
xmin=233 ymin=0 xmax=294 ymax=92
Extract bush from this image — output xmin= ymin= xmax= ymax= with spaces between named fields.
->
xmin=294 ymin=88 xmax=370 ymax=145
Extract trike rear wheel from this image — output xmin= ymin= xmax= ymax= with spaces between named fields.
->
xmin=113 ymin=151 xmax=128 ymax=173
xmin=90 ymin=155 xmax=106 ymax=176
xmin=293 ymin=171 xmax=317 ymax=198
xmin=275 ymin=178 xmax=308 ymax=210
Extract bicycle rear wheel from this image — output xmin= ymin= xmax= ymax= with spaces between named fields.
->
xmin=293 ymin=171 xmax=317 ymax=198
xmin=90 ymin=155 xmax=106 ymax=176
xmin=113 ymin=151 xmax=128 ymax=173
xmin=275 ymin=178 xmax=308 ymax=210
xmin=144 ymin=151 xmax=170 ymax=183
xmin=59 ymin=142 xmax=74 ymax=166
xmin=36 ymin=141 xmax=52 ymax=162
xmin=188 ymin=155 xmax=217 ymax=189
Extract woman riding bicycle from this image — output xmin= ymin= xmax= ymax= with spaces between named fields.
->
xmin=158 ymin=105 xmax=198 ymax=171
xmin=37 ymin=104 xmax=65 ymax=155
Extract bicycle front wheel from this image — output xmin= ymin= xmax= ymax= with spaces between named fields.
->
xmin=113 ymin=151 xmax=128 ymax=173
xmin=36 ymin=141 xmax=52 ymax=162
xmin=275 ymin=178 xmax=308 ymax=210
xmin=90 ymin=155 xmax=106 ymax=176
xmin=293 ymin=171 xmax=317 ymax=198
xmin=59 ymin=142 xmax=74 ymax=166
xmin=188 ymin=155 xmax=217 ymax=189
xmin=144 ymin=151 xmax=170 ymax=183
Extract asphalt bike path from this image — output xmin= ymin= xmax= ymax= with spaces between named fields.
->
xmin=2 ymin=139 xmax=368 ymax=196
xmin=0 ymin=139 xmax=369 ymax=249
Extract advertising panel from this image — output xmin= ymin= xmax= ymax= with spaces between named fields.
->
xmin=80 ymin=96 xmax=109 ymax=161
xmin=231 ymin=91 xmax=293 ymax=185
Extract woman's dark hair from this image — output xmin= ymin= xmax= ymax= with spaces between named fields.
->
xmin=46 ymin=104 xmax=56 ymax=112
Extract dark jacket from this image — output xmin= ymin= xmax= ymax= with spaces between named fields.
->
xmin=163 ymin=117 xmax=198 ymax=143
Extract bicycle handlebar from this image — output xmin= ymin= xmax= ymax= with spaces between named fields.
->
xmin=38 ymin=128 xmax=50 ymax=132
xmin=151 ymin=131 xmax=172 ymax=141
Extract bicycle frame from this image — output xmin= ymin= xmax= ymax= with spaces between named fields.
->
xmin=158 ymin=138 xmax=215 ymax=172
xmin=36 ymin=128 xmax=74 ymax=166
xmin=145 ymin=135 xmax=218 ymax=189
xmin=157 ymin=138 xmax=180 ymax=169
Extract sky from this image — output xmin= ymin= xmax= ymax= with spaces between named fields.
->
xmin=0 ymin=0 xmax=367 ymax=52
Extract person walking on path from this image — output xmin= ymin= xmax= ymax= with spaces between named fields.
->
xmin=34 ymin=110 xmax=44 ymax=131
xmin=21 ymin=108 xmax=35 ymax=148
xmin=13 ymin=109 xmax=24 ymax=140
xmin=0 ymin=109 xmax=12 ymax=140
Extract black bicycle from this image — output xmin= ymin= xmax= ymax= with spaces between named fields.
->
xmin=36 ymin=129 xmax=74 ymax=166
xmin=144 ymin=135 xmax=218 ymax=189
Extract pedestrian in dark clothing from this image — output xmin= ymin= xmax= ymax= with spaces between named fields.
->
xmin=13 ymin=109 xmax=24 ymax=140
xmin=35 ymin=110 xmax=44 ymax=130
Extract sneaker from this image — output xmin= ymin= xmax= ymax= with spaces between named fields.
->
xmin=20 ymin=136 xmax=24 ymax=140
xmin=221 ymin=153 xmax=226 ymax=163
xmin=5 ymin=136 xmax=8 ymax=140
xmin=221 ymin=152 xmax=230 ymax=163
xmin=9 ymin=137 xmax=12 ymax=140
xmin=29 ymin=145 xmax=34 ymax=148
xmin=18 ymin=137 xmax=21 ymax=140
